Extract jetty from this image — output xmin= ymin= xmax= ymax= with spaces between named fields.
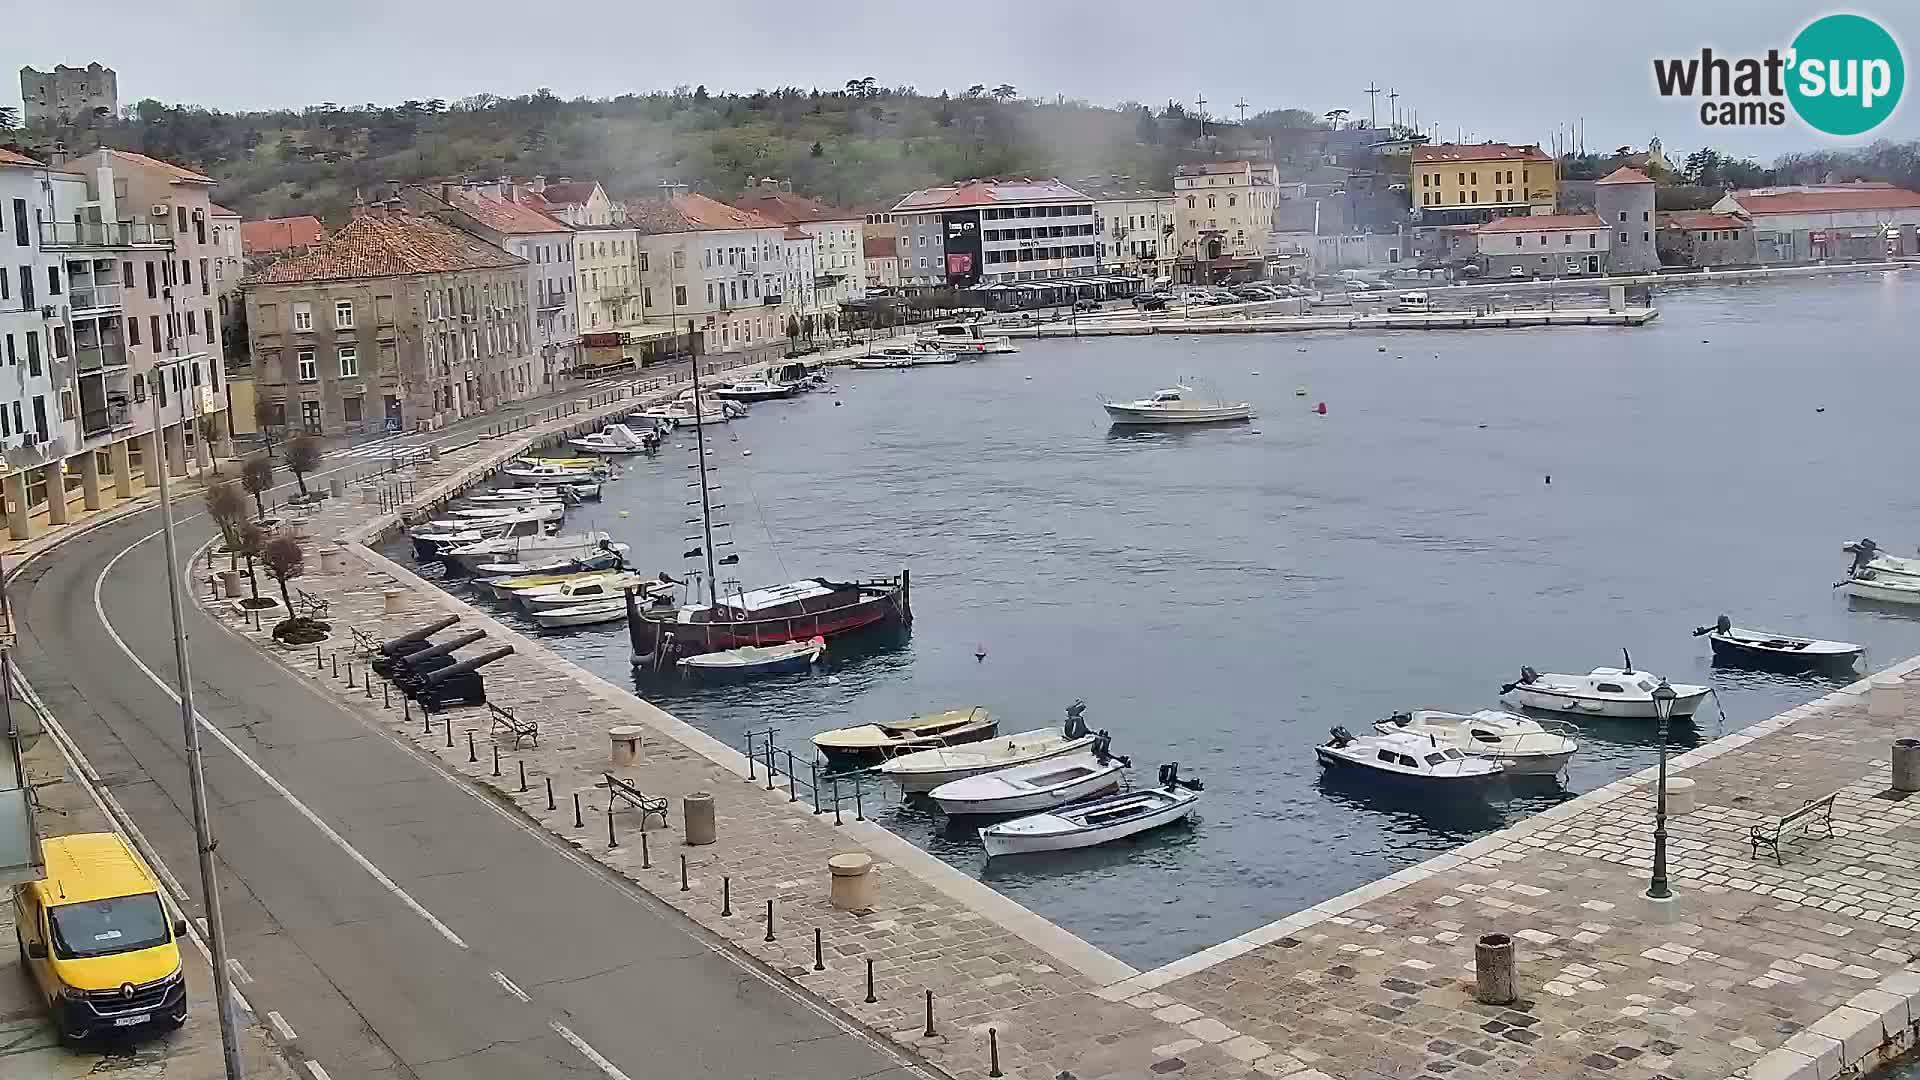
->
xmin=1008 ymin=305 xmax=1659 ymax=338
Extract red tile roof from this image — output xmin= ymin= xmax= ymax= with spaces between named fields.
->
xmin=863 ymin=236 xmax=896 ymax=259
xmin=249 ymin=211 xmax=523 ymax=284
xmin=208 ymin=203 xmax=241 ymax=218
xmin=0 ymin=148 xmax=45 ymax=167
xmin=240 ymin=215 xmax=326 ymax=255
xmin=1662 ymin=212 xmax=1747 ymax=230
xmin=733 ymin=189 xmax=861 ymax=225
xmin=626 ymin=193 xmax=784 ymax=234
xmin=1474 ymin=213 xmax=1605 ymax=233
xmin=93 ymin=147 xmax=216 ymax=184
xmin=891 ymin=178 xmax=1089 ymax=212
xmin=1729 ymin=188 xmax=1920 ymax=215
xmin=1413 ymin=142 xmax=1551 ymax=165
xmin=783 ymin=225 xmax=811 ymax=241
xmin=1595 ymin=166 xmax=1654 ymax=186
xmin=450 ymin=191 xmax=571 ymax=234
xmin=538 ymin=181 xmax=601 ymax=207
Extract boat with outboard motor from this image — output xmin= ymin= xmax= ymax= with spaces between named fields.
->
xmin=920 ymin=321 xmax=1019 ymax=355
xmin=1315 ymin=727 xmax=1506 ymax=786
xmin=711 ymin=380 xmax=796 ymax=402
xmin=879 ymin=701 xmax=1100 ymax=793
xmin=409 ymin=514 xmax=557 ymax=560
xmin=1371 ymin=710 xmax=1578 ymax=775
xmin=501 ymin=459 xmax=614 ymax=484
xmin=848 ymin=343 xmax=964 ymax=369
xmin=465 ymin=482 xmax=601 ymax=503
xmin=677 ymin=636 xmax=826 ymax=679
xmin=515 ymin=572 xmax=664 ymax=610
xmin=442 ymin=530 xmax=624 ymax=574
xmin=1499 ymin=653 xmax=1708 ymax=719
xmin=527 ymin=598 xmax=630 ymax=629
xmin=930 ymin=739 xmax=1127 ymax=817
xmin=568 ymin=423 xmax=661 ymax=456
xmin=978 ymin=763 xmax=1199 ymax=858
xmin=812 ymin=707 xmax=996 ymax=766
xmin=1844 ymin=538 xmax=1920 ymax=579
xmin=468 ymin=549 xmax=627 ymax=582
xmin=1693 ymin=614 xmax=1862 ymax=672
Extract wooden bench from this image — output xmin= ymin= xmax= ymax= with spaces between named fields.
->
xmin=604 ymin=773 xmax=669 ymax=829
xmin=490 ymin=703 xmax=538 ymax=748
xmin=294 ymin=589 xmax=331 ymax=620
xmin=1750 ymin=792 xmax=1838 ymax=864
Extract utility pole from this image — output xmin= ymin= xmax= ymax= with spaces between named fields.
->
xmin=1363 ymin=82 xmax=1382 ymax=128
xmin=1389 ymin=89 xmax=1400 ymax=130
xmin=1235 ymin=98 xmax=1249 ymax=124
xmin=1194 ymin=93 xmax=1208 ymax=123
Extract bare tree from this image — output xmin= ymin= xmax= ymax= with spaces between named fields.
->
xmin=241 ymin=455 xmax=274 ymax=519
xmin=284 ymin=434 xmax=321 ymax=497
xmin=197 ymin=414 xmax=226 ymax=475
xmin=260 ymin=532 xmax=305 ymax=614
xmin=253 ymin=396 xmax=279 ymax=454
xmin=203 ymin=480 xmax=247 ymax=570
xmin=235 ymin=522 xmax=266 ymax=601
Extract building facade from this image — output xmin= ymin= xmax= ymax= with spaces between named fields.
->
xmin=19 ymin=63 xmax=117 ymax=127
xmin=1656 ymin=212 xmax=1757 ymax=267
xmin=890 ymin=178 xmax=1099 ymax=289
xmin=246 ymin=206 xmax=535 ymax=435
xmin=863 ymin=235 xmax=899 ymax=290
xmin=1592 ymin=167 xmax=1658 ymax=274
xmin=1712 ymin=185 xmax=1920 ymax=262
xmin=1074 ymin=180 xmax=1175 ymax=279
xmin=628 ymin=193 xmax=796 ymax=360
xmin=1411 ymin=143 xmax=1556 ymax=226
xmin=1173 ymin=161 xmax=1279 ymax=282
xmin=1473 ymin=213 xmax=1609 ymax=278
xmin=779 ymin=227 xmax=818 ymax=317
xmin=733 ymin=183 xmax=865 ymax=309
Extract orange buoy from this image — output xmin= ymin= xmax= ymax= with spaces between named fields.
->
xmin=1315 ymin=401 xmax=1327 ymax=415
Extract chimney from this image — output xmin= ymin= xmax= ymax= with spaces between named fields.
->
xmin=530 ymin=175 xmax=546 ymax=193
xmin=440 ymin=182 xmax=453 ymax=202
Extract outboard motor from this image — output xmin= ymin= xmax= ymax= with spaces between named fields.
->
xmin=1384 ymin=711 xmax=1412 ymax=728
xmin=1157 ymin=762 xmax=1203 ymax=792
xmin=1326 ymin=726 xmax=1354 ymax=748
xmin=1064 ymin=700 xmax=1090 ymax=740
xmin=1851 ymin=538 xmax=1880 ymax=576
xmin=1090 ymin=731 xmax=1131 ymax=769
xmin=1692 ymin=614 xmax=1734 ymax=638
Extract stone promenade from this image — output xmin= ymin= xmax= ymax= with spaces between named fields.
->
xmin=202 ymin=386 xmax=1920 ymax=1080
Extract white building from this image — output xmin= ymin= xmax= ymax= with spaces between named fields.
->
xmin=779 ymin=227 xmax=818 ymax=316
xmin=1173 ymin=161 xmax=1280 ymax=282
xmin=628 ymin=192 xmax=795 ymax=358
xmin=1073 ymin=179 xmax=1176 ymax=279
xmin=733 ymin=183 xmax=865 ymax=308
xmin=889 ymin=178 xmax=1099 ymax=288
xmin=0 ymin=152 xmax=66 ymax=455
xmin=1713 ymin=184 xmax=1920 ymax=262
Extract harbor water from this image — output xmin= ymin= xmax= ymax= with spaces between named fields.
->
xmin=391 ymin=271 xmax=1920 ymax=969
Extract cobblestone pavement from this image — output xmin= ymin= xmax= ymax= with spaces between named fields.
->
xmin=201 ymin=387 xmax=1920 ymax=1080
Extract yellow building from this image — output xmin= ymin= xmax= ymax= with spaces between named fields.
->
xmin=1412 ymin=143 xmax=1556 ymax=224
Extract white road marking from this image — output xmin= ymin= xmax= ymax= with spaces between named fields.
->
xmin=304 ymin=1061 xmax=333 ymax=1080
xmin=267 ymin=1010 xmax=298 ymax=1041
xmin=95 ymin=531 xmax=469 ymax=950
xmin=490 ymin=970 xmax=530 ymax=1003
xmin=551 ymin=1021 xmax=636 ymax=1080
xmin=228 ymin=958 xmax=252 ymax=984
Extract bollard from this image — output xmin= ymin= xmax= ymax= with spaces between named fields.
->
xmin=923 ymin=990 xmax=936 ymax=1037
xmin=316 ymin=645 xmax=323 ymax=670
xmin=365 ymin=671 xmax=373 ymax=700
xmin=492 ymin=745 xmax=500 ymax=776
xmin=683 ymin=792 xmax=716 ymax=846
xmin=1895 ymin=739 xmax=1920 ymax=793
xmin=813 ymin=927 xmax=825 ymax=971
xmin=833 ymin=779 xmax=843 ymax=826
xmin=468 ymin=731 xmax=477 ymax=763
xmin=865 ymin=959 xmax=877 ymax=1003
xmin=445 ymin=720 xmax=453 ymax=748
xmin=608 ymin=804 xmax=617 ymax=848
xmin=764 ymin=899 xmax=775 ymax=942
xmin=518 ymin=760 xmax=527 ymax=793
xmin=1871 ymin=676 xmax=1906 ymax=721
xmin=546 ymin=776 xmax=555 ymax=811
xmin=988 ymin=1028 xmax=1003 ymax=1078
xmin=680 ymin=854 xmax=689 ymax=892
xmin=331 ymin=653 xmax=339 ymax=679
xmin=721 ymin=876 xmax=732 ymax=917
xmin=573 ymin=793 xmax=584 ymax=828
xmin=347 ymin=664 xmax=357 ymax=689
xmin=1475 ymin=933 xmax=1517 ymax=1005
xmin=641 ymin=829 xmax=650 ymax=869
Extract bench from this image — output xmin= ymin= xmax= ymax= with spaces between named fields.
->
xmin=293 ymin=589 xmax=331 ymax=620
xmin=490 ymin=703 xmax=539 ymax=748
xmin=1750 ymin=792 xmax=1838 ymax=864
xmin=604 ymin=773 xmax=669 ymax=829
xmin=349 ymin=626 xmax=378 ymax=656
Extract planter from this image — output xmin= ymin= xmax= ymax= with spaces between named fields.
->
xmin=272 ymin=617 xmax=332 ymax=647
xmin=231 ymin=596 xmax=284 ymax=620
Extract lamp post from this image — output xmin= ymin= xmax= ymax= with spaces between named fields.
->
xmin=1646 ymin=678 xmax=1678 ymax=901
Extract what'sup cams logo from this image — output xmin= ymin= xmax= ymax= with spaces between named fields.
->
xmin=1653 ymin=13 xmax=1904 ymax=136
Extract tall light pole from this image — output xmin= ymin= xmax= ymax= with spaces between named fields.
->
xmin=1646 ymin=678 xmax=1678 ymax=901
xmin=149 ymin=358 xmax=244 ymax=1077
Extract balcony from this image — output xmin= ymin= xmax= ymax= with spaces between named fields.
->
xmin=66 ymin=283 xmax=121 ymax=312
xmin=73 ymin=342 xmax=129 ymax=373
xmin=40 ymin=220 xmax=174 ymax=249
xmin=80 ymin=402 xmax=132 ymax=439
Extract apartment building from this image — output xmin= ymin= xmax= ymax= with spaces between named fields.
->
xmin=733 ymin=182 xmax=865 ymax=308
xmin=1172 ymin=161 xmax=1280 ymax=281
xmin=1411 ymin=143 xmax=1557 ymax=226
xmin=1074 ymin=178 xmax=1176 ymax=279
xmin=246 ymin=204 xmax=533 ymax=434
xmin=863 ymin=235 xmax=899 ymax=291
xmin=627 ymin=192 xmax=794 ymax=358
xmin=889 ymin=178 xmax=1100 ymax=288
xmin=779 ymin=227 xmax=817 ymax=318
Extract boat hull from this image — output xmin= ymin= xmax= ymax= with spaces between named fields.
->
xmin=627 ymin=575 xmax=911 ymax=663
xmin=1845 ymin=579 xmax=1920 ymax=606
xmin=1103 ymin=404 xmax=1254 ymax=425
xmin=1502 ymin=685 xmax=1707 ymax=719
xmin=883 ymin=735 xmax=1097 ymax=793
xmin=678 ymin=643 xmax=823 ymax=679
xmin=1708 ymin=634 xmax=1861 ymax=672
xmin=932 ymin=765 xmax=1121 ymax=816
xmin=815 ymin=721 xmax=998 ymax=767
xmin=979 ymin=792 xmax=1195 ymax=857
xmin=1314 ymin=747 xmax=1504 ymax=785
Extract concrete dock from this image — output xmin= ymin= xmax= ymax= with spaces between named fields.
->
xmin=1010 ymin=306 xmax=1659 ymax=338
xmin=201 ymin=388 xmax=1920 ymax=1080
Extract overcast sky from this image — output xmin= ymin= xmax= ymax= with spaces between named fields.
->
xmin=5 ymin=2 xmax=1914 ymax=162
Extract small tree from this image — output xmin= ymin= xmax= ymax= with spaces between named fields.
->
xmin=241 ymin=455 xmax=274 ymax=519
xmin=197 ymin=414 xmax=226 ymax=475
xmin=260 ymin=532 xmax=304 ymax=614
xmin=235 ymin=522 xmax=266 ymax=601
xmin=253 ymin=396 xmax=278 ymax=454
xmin=203 ymin=480 xmax=247 ymax=570
xmin=283 ymin=434 xmax=320 ymax=497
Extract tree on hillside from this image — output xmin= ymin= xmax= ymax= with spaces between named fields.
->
xmin=0 ymin=106 xmax=17 ymax=131
xmin=965 ymin=85 xmax=986 ymax=99
xmin=991 ymin=84 xmax=1017 ymax=103
xmin=284 ymin=434 xmax=320 ymax=497
xmin=241 ymin=454 xmax=274 ymax=519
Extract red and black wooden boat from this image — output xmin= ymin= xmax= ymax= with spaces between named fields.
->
xmin=625 ymin=573 xmax=911 ymax=666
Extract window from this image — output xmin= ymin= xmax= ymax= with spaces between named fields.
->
xmin=1596 ymin=683 xmax=1626 ymax=694
xmin=343 ymin=396 xmax=363 ymax=423
xmin=1619 ymin=211 xmax=1627 ymax=222
xmin=1186 ymin=196 xmax=1195 ymax=208
xmin=1620 ymin=231 xmax=1629 ymax=244
xmin=200 ymin=257 xmax=209 ymax=293
xmin=674 ymin=285 xmax=687 ymax=306
xmin=1424 ymin=753 xmax=1446 ymax=766
xmin=292 ymin=302 xmax=312 ymax=331
xmin=332 ymin=299 xmax=356 ymax=328
xmin=24 ymin=330 xmax=40 ymax=375
xmin=339 ymin=346 xmax=357 ymax=377
xmin=1589 ymin=234 xmax=1598 ymax=248
xmin=150 ymin=315 xmax=161 ymax=349
xmin=31 ymin=397 xmax=46 ymax=442
xmin=181 ymin=258 xmax=190 ymax=285
xmin=10 ymin=199 xmax=25 ymax=245
xmin=18 ymin=266 xmax=32 ymax=307
xmin=46 ymin=265 xmax=60 ymax=294
xmin=1643 ymin=211 xmax=1650 ymax=222
xmin=1643 ymin=232 xmax=1650 ymax=243
xmin=128 ymin=317 xmax=140 ymax=346
xmin=296 ymin=349 xmax=317 ymax=382
xmin=1539 ymin=235 xmax=1547 ymax=246
xmin=638 ymin=252 xmax=648 ymax=272
xmin=186 ymin=310 xmax=196 ymax=336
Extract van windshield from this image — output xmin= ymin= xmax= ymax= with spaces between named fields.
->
xmin=48 ymin=894 xmax=170 ymax=959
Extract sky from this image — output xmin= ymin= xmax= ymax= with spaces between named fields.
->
xmin=5 ymin=1 xmax=1915 ymax=163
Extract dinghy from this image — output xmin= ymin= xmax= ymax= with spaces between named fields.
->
xmin=1844 ymin=539 xmax=1920 ymax=579
xmin=568 ymin=423 xmax=661 ymax=456
xmin=1693 ymin=614 xmax=1862 ymax=672
xmin=517 ymin=573 xmax=662 ymax=610
xmin=812 ymin=707 xmax=996 ymax=766
xmin=879 ymin=701 xmax=1098 ymax=793
xmin=931 ymin=736 xmax=1128 ymax=816
xmin=1372 ymin=711 xmax=1578 ymax=775
xmin=1841 ymin=569 xmax=1920 ymax=606
xmin=1315 ymin=728 xmax=1506 ymax=786
xmin=979 ymin=763 xmax=1200 ymax=858
xmin=527 ymin=598 xmax=629 ymax=629
xmin=1500 ymin=653 xmax=1708 ymax=719
xmin=441 ymin=530 xmax=623 ymax=574
xmin=466 ymin=483 xmax=600 ymax=503
xmin=469 ymin=550 xmax=627 ymax=585
xmin=677 ymin=637 xmax=826 ymax=679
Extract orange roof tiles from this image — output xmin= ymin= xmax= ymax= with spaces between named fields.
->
xmin=538 ymin=181 xmax=601 ymax=207
xmin=626 ymin=193 xmax=785 ymax=234
xmin=450 ymin=191 xmax=571 ymax=234
xmin=240 ymin=216 xmax=325 ymax=255
xmin=0 ymin=148 xmax=45 ymax=167
xmin=891 ymin=178 xmax=1088 ymax=212
xmin=209 ymin=203 xmax=241 ymax=218
xmin=95 ymin=147 xmax=216 ymax=184
xmin=1594 ymin=166 xmax=1654 ymax=186
xmin=1475 ymin=213 xmax=1605 ymax=233
xmin=733 ymin=189 xmax=862 ymax=225
xmin=1730 ymin=187 xmax=1920 ymax=214
xmin=783 ymin=225 xmax=811 ymax=240
xmin=249 ymin=211 xmax=522 ymax=284
xmin=1413 ymin=142 xmax=1551 ymax=165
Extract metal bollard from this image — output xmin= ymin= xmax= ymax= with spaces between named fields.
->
xmin=445 ymin=720 xmax=453 ymax=748
xmin=865 ymin=958 xmax=877 ymax=1003
xmin=492 ymin=745 xmax=500 ymax=776
xmin=316 ymin=646 xmax=324 ymax=670
xmin=365 ymin=671 xmax=373 ymax=699
xmin=331 ymin=653 xmax=339 ymax=679
xmin=546 ymin=776 xmax=555 ymax=811
xmin=467 ymin=731 xmax=476 ymax=763
xmin=813 ymin=927 xmax=824 ymax=971
xmin=680 ymin=854 xmax=689 ymax=892
xmin=988 ymin=1029 xmax=1003 ymax=1078
xmin=833 ymin=779 xmax=843 ymax=826
xmin=607 ymin=804 xmax=617 ymax=848
xmin=1475 ymin=933 xmax=1517 ymax=1005
xmin=573 ymin=793 xmax=583 ymax=828
xmin=640 ymin=829 xmax=650 ymax=869
xmin=764 ymin=899 xmax=775 ymax=943
xmin=923 ymin=990 xmax=936 ymax=1037
xmin=518 ymin=760 xmax=527 ymax=793
xmin=347 ymin=664 xmax=356 ymax=688
xmin=721 ymin=876 xmax=731 ymax=916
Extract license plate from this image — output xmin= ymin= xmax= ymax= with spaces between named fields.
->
xmin=111 ymin=1013 xmax=150 ymax=1028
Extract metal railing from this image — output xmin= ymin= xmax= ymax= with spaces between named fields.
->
xmin=38 ymin=220 xmax=174 ymax=248
xmin=66 ymin=284 xmax=122 ymax=311
xmin=72 ymin=342 xmax=129 ymax=373
xmin=743 ymin=728 xmax=881 ymax=821
xmin=79 ymin=403 xmax=131 ymax=437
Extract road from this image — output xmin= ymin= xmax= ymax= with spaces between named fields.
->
xmin=9 ymin=390 xmax=923 ymax=1080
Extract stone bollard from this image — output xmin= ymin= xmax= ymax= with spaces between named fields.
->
xmin=1870 ymin=676 xmax=1905 ymax=722
xmin=828 ymin=853 xmax=876 ymax=911
xmin=609 ymin=725 xmax=645 ymax=768
xmin=684 ymin=792 xmax=716 ymax=846
xmin=1894 ymin=739 xmax=1920 ymax=794
xmin=382 ymin=588 xmax=407 ymax=615
xmin=1666 ymin=777 xmax=1697 ymax=816
xmin=329 ymin=539 xmax=350 ymax=574
xmin=329 ymin=476 xmax=346 ymax=499
xmin=429 ymin=443 xmax=441 ymax=461
xmin=1475 ymin=933 xmax=1516 ymax=1005
xmin=221 ymin=570 xmax=243 ymax=598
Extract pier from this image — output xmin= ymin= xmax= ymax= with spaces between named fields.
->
xmin=1010 ymin=306 xmax=1659 ymax=338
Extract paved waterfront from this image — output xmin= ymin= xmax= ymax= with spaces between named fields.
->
xmin=212 ymin=382 xmax=1920 ymax=1080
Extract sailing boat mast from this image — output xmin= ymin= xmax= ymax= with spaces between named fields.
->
xmin=689 ymin=356 xmax=719 ymax=608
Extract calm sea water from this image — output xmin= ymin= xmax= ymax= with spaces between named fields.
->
xmin=394 ymin=271 xmax=1920 ymax=969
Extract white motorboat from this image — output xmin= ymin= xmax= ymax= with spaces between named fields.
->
xmin=516 ymin=572 xmax=659 ymax=610
xmin=568 ymin=423 xmax=660 ymax=456
xmin=528 ymin=598 xmax=629 ymax=629
xmin=1499 ymin=660 xmax=1708 ymax=719
xmin=1842 ymin=570 xmax=1920 ymax=606
xmin=1844 ymin=539 xmax=1920 ymax=579
xmin=1693 ymin=615 xmax=1862 ymax=671
xmin=465 ymin=482 xmax=600 ymax=503
xmin=442 ymin=530 xmax=623 ymax=574
xmin=1372 ymin=710 xmax=1578 ymax=776
xmin=922 ymin=322 xmax=1020 ymax=354
xmin=409 ymin=515 xmax=553 ymax=560
xmin=931 ymin=748 xmax=1125 ymax=816
xmin=418 ymin=502 xmax=564 ymax=529
xmin=979 ymin=764 xmax=1200 ymax=858
xmin=711 ymin=380 xmax=795 ymax=402
xmin=879 ymin=702 xmax=1100 ymax=792
xmin=849 ymin=345 xmax=964 ymax=369
xmin=632 ymin=403 xmax=735 ymax=426
xmin=677 ymin=637 xmax=826 ymax=679
xmin=1102 ymin=385 xmax=1255 ymax=425
xmin=812 ymin=707 xmax=997 ymax=766
xmin=468 ymin=549 xmax=627 ymax=580
xmin=501 ymin=460 xmax=611 ymax=484
xmin=1314 ymin=728 xmax=1506 ymax=786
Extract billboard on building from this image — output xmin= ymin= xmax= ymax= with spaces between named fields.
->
xmin=943 ymin=210 xmax=983 ymax=287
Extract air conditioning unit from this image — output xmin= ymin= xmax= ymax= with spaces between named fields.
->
xmin=40 ymin=306 xmax=53 ymax=319
xmin=149 ymin=204 xmax=168 ymax=218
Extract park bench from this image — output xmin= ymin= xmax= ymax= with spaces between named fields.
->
xmin=348 ymin=626 xmax=378 ymax=656
xmin=489 ymin=702 xmax=539 ymax=748
xmin=1749 ymin=792 xmax=1838 ymax=864
xmin=604 ymin=772 xmax=669 ymax=829
xmin=294 ymin=589 xmax=331 ymax=620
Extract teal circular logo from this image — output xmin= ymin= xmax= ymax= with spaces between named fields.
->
xmin=1788 ymin=14 xmax=1904 ymax=136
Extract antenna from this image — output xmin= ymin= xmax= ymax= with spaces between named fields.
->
xmin=1388 ymin=88 xmax=1400 ymax=129
xmin=1234 ymin=97 xmax=1250 ymax=124
xmin=1363 ymin=82 xmax=1382 ymax=128
xmin=1194 ymin=93 xmax=1208 ymax=124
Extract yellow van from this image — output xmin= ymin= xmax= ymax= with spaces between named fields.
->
xmin=11 ymin=832 xmax=189 ymax=1040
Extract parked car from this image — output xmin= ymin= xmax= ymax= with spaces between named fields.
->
xmin=1136 ymin=295 xmax=1168 ymax=311
xmin=1073 ymin=299 xmax=1101 ymax=313
xmin=1508 ymin=266 xmax=1527 ymax=278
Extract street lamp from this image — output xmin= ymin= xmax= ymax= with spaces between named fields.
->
xmin=1646 ymin=678 xmax=1678 ymax=901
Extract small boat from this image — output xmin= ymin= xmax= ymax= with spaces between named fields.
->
xmin=879 ymin=701 xmax=1098 ymax=793
xmin=568 ymin=423 xmax=661 ymax=456
xmin=469 ymin=549 xmax=627 ymax=580
xmin=1841 ymin=570 xmax=1920 ymax=606
xmin=1693 ymin=614 xmax=1862 ymax=672
xmin=979 ymin=763 xmax=1200 ymax=858
xmin=477 ymin=568 xmax=607 ymax=598
xmin=677 ymin=636 xmax=825 ymax=679
xmin=848 ymin=344 xmax=964 ymax=369
xmin=466 ymin=482 xmax=600 ymax=503
xmin=409 ymin=515 xmax=553 ymax=560
xmin=711 ymin=380 xmax=796 ymax=402
xmin=922 ymin=322 xmax=1020 ymax=355
xmin=773 ymin=361 xmax=830 ymax=392
xmin=930 ymin=735 xmax=1128 ymax=816
xmin=1314 ymin=728 xmax=1506 ymax=786
xmin=527 ymin=598 xmax=629 ymax=629
xmin=414 ymin=502 xmax=564 ymax=531
xmin=1499 ymin=654 xmax=1709 ymax=719
xmin=1372 ymin=710 xmax=1578 ymax=775
xmin=1844 ymin=538 xmax=1920 ymax=579
xmin=501 ymin=460 xmax=612 ymax=484
xmin=1102 ymin=385 xmax=1254 ymax=426
xmin=442 ymin=530 xmax=623 ymax=574
xmin=516 ymin=572 xmax=660 ymax=610
xmin=811 ymin=707 xmax=996 ymax=766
